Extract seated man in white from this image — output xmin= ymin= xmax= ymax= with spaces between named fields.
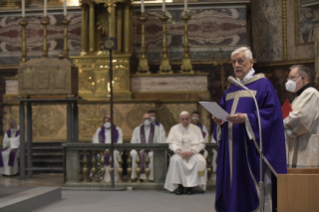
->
xmin=130 ymin=113 xmax=161 ymax=181
xmin=0 ymin=120 xmax=20 ymax=176
xmin=164 ymin=111 xmax=207 ymax=195
xmin=92 ymin=115 xmax=123 ymax=183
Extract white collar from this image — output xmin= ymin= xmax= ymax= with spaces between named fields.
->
xmin=237 ymin=68 xmax=255 ymax=82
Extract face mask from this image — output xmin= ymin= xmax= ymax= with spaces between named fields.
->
xmin=151 ymin=117 xmax=156 ymax=123
xmin=144 ymin=120 xmax=151 ymax=126
xmin=192 ymin=117 xmax=200 ymax=121
xmin=285 ymin=77 xmax=301 ymax=92
xmin=104 ymin=122 xmax=111 ymax=128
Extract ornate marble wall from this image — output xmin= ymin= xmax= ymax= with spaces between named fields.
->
xmin=251 ymin=0 xmax=283 ymax=62
xmin=132 ymin=6 xmax=247 ymax=61
xmin=0 ymin=13 xmax=81 ymax=64
xmin=131 ymin=75 xmax=208 ymax=92
xmin=286 ymin=0 xmax=316 ymax=61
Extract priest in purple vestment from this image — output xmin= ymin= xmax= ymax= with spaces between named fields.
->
xmin=0 ymin=120 xmax=20 ymax=176
xmin=212 ymin=47 xmax=287 ymax=212
xmin=92 ymin=115 xmax=123 ymax=183
xmin=130 ymin=113 xmax=161 ymax=181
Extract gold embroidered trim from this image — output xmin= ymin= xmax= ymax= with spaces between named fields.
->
xmin=245 ymin=114 xmax=278 ymax=177
xmin=226 ymin=90 xmax=257 ymax=187
xmin=244 ymin=136 xmax=259 ymax=198
xmin=198 ymin=170 xmax=205 ymax=176
xmin=226 ymin=90 xmax=257 ymax=101
xmin=241 ymin=73 xmax=266 ymax=86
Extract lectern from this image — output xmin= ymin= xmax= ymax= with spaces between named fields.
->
xmin=278 ymin=168 xmax=319 ymax=211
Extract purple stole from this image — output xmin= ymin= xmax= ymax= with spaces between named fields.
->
xmin=0 ymin=129 xmax=20 ymax=167
xmin=154 ymin=122 xmax=160 ymax=127
xmin=99 ymin=125 xmax=119 ymax=165
xmin=199 ymin=124 xmax=206 ymax=139
xmin=139 ymin=124 xmax=155 ymax=173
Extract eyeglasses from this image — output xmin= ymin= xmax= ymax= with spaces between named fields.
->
xmin=181 ymin=118 xmax=189 ymax=121
xmin=287 ymin=75 xmax=301 ymax=81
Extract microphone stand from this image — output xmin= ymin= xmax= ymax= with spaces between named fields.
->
xmin=228 ymin=76 xmax=263 ymax=212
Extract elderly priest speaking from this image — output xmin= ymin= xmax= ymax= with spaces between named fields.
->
xmin=212 ymin=47 xmax=287 ymax=212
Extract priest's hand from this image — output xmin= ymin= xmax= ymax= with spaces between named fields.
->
xmin=104 ymin=150 xmax=110 ymax=155
xmin=184 ymin=151 xmax=194 ymax=159
xmin=227 ymin=113 xmax=245 ymax=124
xmin=212 ymin=116 xmax=224 ymax=126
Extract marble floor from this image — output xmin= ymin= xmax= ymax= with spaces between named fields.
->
xmin=0 ymin=173 xmax=64 ymax=187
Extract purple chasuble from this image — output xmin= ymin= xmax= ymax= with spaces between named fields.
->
xmin=98 ymin=125 xmax=119 ymax=165
xmin=213 ymin=74 xmax=287 ymax=212
xmin=139 ymin=124 xmax=155 ymax=173
xmin=0 ymin=129 xmax=20 ymax=167
xmin=198 ymin=124 xmax=206 ymax=138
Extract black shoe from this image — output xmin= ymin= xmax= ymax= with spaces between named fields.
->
xmin=175 ymin=185 xmax=184 ymax=195
xmin=186 ymin=187 xmax=193 ymax=195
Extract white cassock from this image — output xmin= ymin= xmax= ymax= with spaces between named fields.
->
xmin=284 ymin=86 xmax=319 ymax=167
xmin=211 ymin=135 xmax=218 ymax=173
xmin=130 ymin=123 xmax=160 ymax=180
xmin=154 ymin=122 xmax=167 ymax=142
xmin=0 ymin=129 xmax=20 ymax=176
xmin=164 ymin=123 xmax=207 ymax=192
xmin=92 ymin=126 xmax=123 ymax=183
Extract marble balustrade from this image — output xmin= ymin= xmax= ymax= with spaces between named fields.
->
xmin=63 ymin=143 xmax=218 ymax=189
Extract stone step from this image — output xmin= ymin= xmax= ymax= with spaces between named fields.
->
xmin=0 ymin=187 xmax=61 ymax=212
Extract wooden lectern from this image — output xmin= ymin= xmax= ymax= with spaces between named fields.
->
xmin=278 ymin=168 xmax=319 ymax=211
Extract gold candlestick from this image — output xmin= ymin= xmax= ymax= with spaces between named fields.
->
xmin=180 ymin=11 xmax=194 ymax=73
xmin=211 ymin=48 xmax=231 ymax=92
xmin=158 ymin=11 xmax=172 ymax=74
xmin=19 ymin=17 xmax=28 ymax=64
xmin=40 ymin=16 xmax=49 ymax=58
xmin=137 ymin=12 xmax=150 ymax=74
xmin=62 ymin=16 xmax=70 ymax=57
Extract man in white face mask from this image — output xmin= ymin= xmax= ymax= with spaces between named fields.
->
xmin=284 ymin=65 xmax=319 ymax=168
xmin=92 ymin=115 xmax=123 ymax=183
xmin=148 ymin=110 xmax=167 ymax=142
xmin=130 ymin=113 xmax=161 ymax=181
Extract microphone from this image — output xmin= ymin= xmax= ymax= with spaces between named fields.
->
xmin=227 ymin=75 xmax=264 ymax=212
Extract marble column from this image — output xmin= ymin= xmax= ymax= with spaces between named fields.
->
xmin=302 ymin=1 xmax=319 ymax=85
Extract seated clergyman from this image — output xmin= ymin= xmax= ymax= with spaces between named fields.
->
xmin=164 ymin=111 xmax=207 ymax=195
xmin=130 ymin=113 xmax=161 ymax=181
xmin=92 ymin=115 xmax=123 ymax=183
xmin=0 ymin=120 xmax=20 ymax=176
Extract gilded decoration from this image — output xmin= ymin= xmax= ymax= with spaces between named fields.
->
xmin=125 ymin=103 xmax=156 ymax=130
xmin=78 ymin=104 xmax=124 ymax=140
xmin=32 ymin=105 xmax=66 ymax=138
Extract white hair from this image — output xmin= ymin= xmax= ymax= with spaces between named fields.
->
xmin=231 ymin=47 xmax=253 ymax=61
xmin=179 ymin=111 xmax=189 ymax=117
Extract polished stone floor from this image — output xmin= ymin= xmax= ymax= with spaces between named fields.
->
xmin=0 ymin=173 xmax=64 ymax=187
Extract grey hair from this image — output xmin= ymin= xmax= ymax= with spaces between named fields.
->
xmin=290 ymin=65 xmax=311 ymax=81
xmin=231 ymin=47 xmax=253 ymax=61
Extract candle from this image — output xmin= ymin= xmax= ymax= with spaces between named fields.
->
xmin=44 ymin=0 xmax=47 ymax=17
xmin=184 ymin=0 xmax=187 ymax=13
xmin=22 ymin=0 xmax=25 ymax=17
xmin=162 ymin=0 xmax=165 ymax=12
xmin=63 ymin=0 xmax=67 ymax=16
xmin=141 ymin=0 xmax=144 ymax=13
